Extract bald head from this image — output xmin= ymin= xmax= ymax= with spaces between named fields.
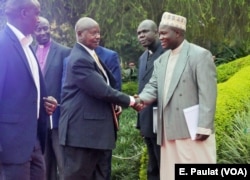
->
xmin=137 ymin=19 xmax=157 ymax=32
xmin=75 ymin=17 xmax=100 ymax=49
xmin=38 ymin=16 xmax=49 ymax=25
xmin=75 ymin=17 xmax=99 ymax=32
xmin=137 ymin=19 xmax=159 ymax=48
xmin=5 ymin=0 xmax=40 ymax=35
xmin=5 ymin=0 xmax=40 ymax=18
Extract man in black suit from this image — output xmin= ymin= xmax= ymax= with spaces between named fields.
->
xmin=95 ymin=46 xmax=122 ymax=91
xmin=95 ymin=45 xmax=122 ymax=180
xmin=0 ymin=0 xmax=57 ymax=180
xmin=136 ymin=19 xmax=164 ymax=180
xmin=59 ymin=17 xmax=137 ymax=180
xmin=33 ymin=16 xmax=71 ymax=180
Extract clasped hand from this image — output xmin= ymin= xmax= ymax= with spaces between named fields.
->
xmin=43 ymin=96 xmax=58 ymax=115
xmin=132 ymin=94 xmax=144 ymax=111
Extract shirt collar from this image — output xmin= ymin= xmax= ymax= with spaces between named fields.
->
xmin=38 ymin=39 xmax=52 ymax=49
xmin=77 ymin=42 xmax=95 ymax=56
xmin=171 ymin=40 xmax=184 ymax=55
xmin=7 ymin=22 xmax=33 ymax=46
xmin=148 ymin=40 xmax=161 ymax=54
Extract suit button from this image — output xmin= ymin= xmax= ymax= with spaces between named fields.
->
xmin=176 ymin=107 xmax=179 ymax=111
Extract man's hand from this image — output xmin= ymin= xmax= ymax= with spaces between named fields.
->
xmin=115 ymin=105 xmax=122 ymax=117
xmin=43 ymin=96 xmax=58 ymax=115
xmin=195 ymin=134 xmax=209 ymax=141
xmin=132 ymin=94 xmax=144 ymax=112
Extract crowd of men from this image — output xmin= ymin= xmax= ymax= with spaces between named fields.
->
xmin=0 ymin=0 xmax=217 ymax=180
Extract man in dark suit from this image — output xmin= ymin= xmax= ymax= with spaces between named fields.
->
xmin=136 ymin=19 xmax=164 ymax=180
xmin=0 ymin=0 xmax=57 ymax=180
xmin=61 ymin=46 xmax=121 ymax=180
xmin=95 ymin=45 xmax=122 ymax=179
xmin=95 ymin=46 xmax=122 ymax=91
xmin=33 ymin=16 xmax=71 ymax=180
xmin=59 ymin=17 xmax=137 ymax=180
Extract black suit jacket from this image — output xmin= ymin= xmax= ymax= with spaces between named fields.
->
xmin=34 ymin=40 xmax=71 ymax=129
xmin=95 ymin=46 xmax=122 ymax=91
xmin=0 ymin=26 xmax=48 ymax=164
xmin=59 ymin=43 xmax=130 ymax=150
xmin=137 ymin=41 xmax=164 ymax=137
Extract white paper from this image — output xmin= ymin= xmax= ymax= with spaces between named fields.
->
xmin=153 ymin=107 xmax=158 ymax=133
xmin=50 ymin=115 xmax=53 ymax=129
xmin=183 ymin=105 xmax=199 ymax=140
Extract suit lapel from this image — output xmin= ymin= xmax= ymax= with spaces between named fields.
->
xmin=138 ymin=52 xmax=147 ymax=79
xmin=141 ymin=45 xmax=164 ymax=80
xmin=164 ymin=40 xmax=190 ymax=106
xmin=5 ymin=27 xmax=35 ymax=81
xmin=76 ymin=44 xmax=114 ymax=86
xmin=99 ymin=59 xmax=116 ymax=87
xmin=43 ymin=41 xmax=55 ymax=76
xmin=158 ymin=51 xmax=170 ymax=105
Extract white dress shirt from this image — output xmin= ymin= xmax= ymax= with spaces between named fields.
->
xmin=7 ymin=23 xmax=40 ymax=118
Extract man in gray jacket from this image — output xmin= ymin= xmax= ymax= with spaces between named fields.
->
xmin=136 ymin=19 xmax=164 ymax=180
xmin=135 ymin=12 xmax=217 ymax=180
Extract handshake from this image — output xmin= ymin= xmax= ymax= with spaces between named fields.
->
xmin=132 ymin=94 xmax=145 ymax=112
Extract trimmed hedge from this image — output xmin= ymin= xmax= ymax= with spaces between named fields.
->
xmin=216 ymin=65 xmax=250 ymax=155
xmin=217 ymin=55 xmax=250 ymax=83
xmin=139 ymin=147 xmax=148 ymax=179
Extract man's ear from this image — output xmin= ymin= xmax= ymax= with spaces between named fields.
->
xmin=174 ymin=29 xmax=183 ymax=37
xmin=77 ymin=30 xmax=82 ymax=37
xmin=20 ymin=8 xmax=27 ymax=18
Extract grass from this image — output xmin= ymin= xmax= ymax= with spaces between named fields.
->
xmin=111 ymin=108 xmax=145 ymax=180
xmin=111 ymin=91 xmax=250 ymax=179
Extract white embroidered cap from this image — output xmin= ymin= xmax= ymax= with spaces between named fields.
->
xmin=160 ymin=12 xmax=187 ymax=31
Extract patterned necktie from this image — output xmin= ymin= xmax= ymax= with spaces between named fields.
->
xmin=93 ymin=53 xmax=109 ymax=81
xmin=93 ymin=52 xmax=119 ymax=130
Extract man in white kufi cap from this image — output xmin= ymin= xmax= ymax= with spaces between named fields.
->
xmin=135 ymin=12 xmax=217 ymax=180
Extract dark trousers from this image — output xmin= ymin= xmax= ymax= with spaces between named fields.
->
xmin=104 ymin=151 xmax=112 ymax=180
xmin=63 ymin=146 xmax=111 ymax=180
xmin=144 ymin=137 xmax=160 ymax=180
xmin=0 ymin=160 xmax=4 ymax=180
xmin=1 ymin=138 xmax=45 ymax=180
xmin=45 ymin=129 xmax=64 ymax=180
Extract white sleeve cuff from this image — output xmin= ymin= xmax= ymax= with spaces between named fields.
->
xmin=129 ymin=96 xmax=135 ymax=106
xmin=196 ymin=127 xmax=212 ymax=135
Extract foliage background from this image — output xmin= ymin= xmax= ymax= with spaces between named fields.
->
xmin=1 ymin=1 xmax=250 ymax=179
xmin=0 ymin=0 xmax=249 ymax=65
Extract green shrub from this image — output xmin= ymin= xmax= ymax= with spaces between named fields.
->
xmin=216 ymin=66 xmax=250 ymax=153
xmin=139 ymin=147 xmax=148 ymax=180
xmin=217 ymin=55 xmax=250 ymax=83
xmin=218 ymin=104 xmax=250 ymax=163
xmin=121 ymin=81 xmax=138 ymax=95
